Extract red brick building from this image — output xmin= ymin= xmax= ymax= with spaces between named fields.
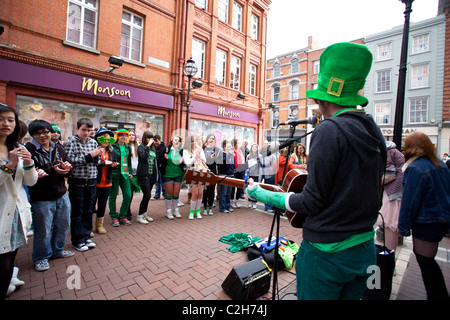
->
xmin=0 ymin=0 xmax=270 ymax=146
xmin=264 ymin=36 xmax=363 ymax=143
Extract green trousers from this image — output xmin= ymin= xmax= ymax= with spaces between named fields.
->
xmin=108 ymin=174 xmax=132 ymax=219
xmin=296 ymin=239 xmax=376 ymax=300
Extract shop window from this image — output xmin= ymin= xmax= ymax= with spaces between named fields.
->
xmin=16 ymin=95 xmax=164 ymax=143
xmin=190 ymin=119 xmax=255 ymax=147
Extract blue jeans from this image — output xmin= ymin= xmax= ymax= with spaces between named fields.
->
xmin=68 ymin=183 xmax=96 ymax=246
xmin=31 ymin=193 xmax=71 ymax=262
xmin=219 ymin=184 xmax=232 ymax=211
xmin=154 ymin=170 xmax=165 ymax=198
xmin=262 ymin=175 xmax=275 ymax=210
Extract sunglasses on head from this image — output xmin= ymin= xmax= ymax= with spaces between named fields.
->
xmin=97 ymin=136 xmax=115 ymax=144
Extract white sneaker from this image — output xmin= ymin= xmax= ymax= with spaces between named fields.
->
xmin=144 ymin=213 xmax=154 ymax=222
xmin=6 ymin=284 xmax=16 ymax=296
xmin=85 ymin=239 xmax=96 ymax=248
xmin=137 ymin=215 xmax=149 ymax=224
xmin=235 ymin=200 xmax=241 ymax=208
xmin=252 ymin=204 xmax=257 ymax=209
xmin=166 ymin=209 xmax=174 ymax=220
xmin=229 ymin=207 xmax=234 ymax=212
xmin=177 ymin=201 xmax=185 ymax=207
xmin=231 ymin=201 xmax=237 ymax=208
xmin=173 ymin=208 xmax=182 ymax=218
xmin=208 ymin=208 xmax=214 ymax=215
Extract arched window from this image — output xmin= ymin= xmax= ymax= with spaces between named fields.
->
xmin=272 ymin=85 xmax=280 ymax=102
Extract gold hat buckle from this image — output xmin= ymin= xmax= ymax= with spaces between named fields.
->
xmin=327 ymin=77 xmax=345 ymax=97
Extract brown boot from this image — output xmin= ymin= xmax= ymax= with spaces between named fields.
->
xmin=96 ymin=217 xmax=106 ymax=234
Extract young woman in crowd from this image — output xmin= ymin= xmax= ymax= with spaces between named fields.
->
xmin=160 ymin=135 xmax=184 ymax=220
xmin=246 ymin=143 xmax=262 ymax=209
xmin=398 ymin=132 xmax=450 ymax=300
xmin=109 ymin=129 xmax=133 ymax=226
xmin=202 ymin=133 xmax=221 ymax=215
xmin=127 ymin=130 xmax=140 ymax=220
xmin=0 ymin=103 xmax=38 ymax=299
xmin=136 ymin=131 xmax=158 ymax=224
xmin=93 ymin=127 xmax=118 ymax=234
xmin=183 ymin=135 xmax=207 ymax=219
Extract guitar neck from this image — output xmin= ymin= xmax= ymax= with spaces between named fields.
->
xmin=218 ymin=176 xmax=285 ymax=193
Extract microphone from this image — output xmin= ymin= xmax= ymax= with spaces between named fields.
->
xmin=279 ymin=116 xmax=318 ymax=126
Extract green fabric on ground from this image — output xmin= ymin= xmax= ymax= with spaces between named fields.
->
xmin=219 ymin=233 xmax=261 ymax=253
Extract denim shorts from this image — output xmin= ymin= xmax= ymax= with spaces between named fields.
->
xmin=412 ymin=222 xmax=450 ymax=242
xmin=163 ymin=176 xmax=182 ymax=184
xmin=137 ymin=175 xmax=156 ymax=186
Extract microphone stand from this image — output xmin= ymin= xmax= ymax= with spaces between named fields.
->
xmin=267 ymin=124 xmax=313 ymax=300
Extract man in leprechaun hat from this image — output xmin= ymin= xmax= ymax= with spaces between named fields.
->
xmin=247 ymin=42 xmax=387 ymax=300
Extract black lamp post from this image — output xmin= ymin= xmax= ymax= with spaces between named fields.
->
xmin=183 ymin=57 xmax=198 ymax=132
xmin=393 ymin=0 xmax=414 ymax=150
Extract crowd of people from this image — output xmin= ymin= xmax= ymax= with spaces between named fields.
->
xmin=1 ymin=42 xmax=449 ymax=301
xmin=0 ymin=102 xmax=303 ymax=298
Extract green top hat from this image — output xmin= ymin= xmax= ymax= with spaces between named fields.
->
xmin=306 ymin=42 xmax=373 ymax=107
xmin=50 ymin=122 xmax=61 ymax=133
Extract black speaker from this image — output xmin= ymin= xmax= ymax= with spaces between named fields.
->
xmin=221 ymin=257 xmax=272 ymax=300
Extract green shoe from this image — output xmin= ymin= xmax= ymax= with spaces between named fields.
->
xmin=189 ymin=210 xmax=194 ymax=220
xmin=195 ymin=209 xmax=202 ymax=219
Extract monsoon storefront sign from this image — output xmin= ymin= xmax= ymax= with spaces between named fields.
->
xmin=0 ymin=58 xmax=173 ymax=109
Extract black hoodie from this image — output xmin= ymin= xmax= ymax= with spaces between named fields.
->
xmin=288 ymin=111 xmax=387 ymax=243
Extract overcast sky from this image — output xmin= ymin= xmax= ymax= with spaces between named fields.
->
xmin=266 ymin=0 xmax=440 ymax=58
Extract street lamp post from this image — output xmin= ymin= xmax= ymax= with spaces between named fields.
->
xmin=393 ymin=0 xmax=414 ymax=150
xmin=183 ymin=57 xmax=198 ymax=132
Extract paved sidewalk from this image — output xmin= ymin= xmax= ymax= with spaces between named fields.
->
xmin=6 ymin=190 xmax=449 ymax=300
xmin=7 ymin=190 xmax=298 ymax=300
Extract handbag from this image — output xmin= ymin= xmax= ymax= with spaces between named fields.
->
xmin=362 ymin=213 xmax=396 ymax=300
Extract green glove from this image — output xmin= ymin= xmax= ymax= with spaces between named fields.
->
xmin=246 ymin=184 xmax=288 ymax=211
xmin=279 ymin=241 xmax=299 ymax=269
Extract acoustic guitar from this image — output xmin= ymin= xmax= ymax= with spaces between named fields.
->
xmin=184 ymin=168 xmax=308 ymax=228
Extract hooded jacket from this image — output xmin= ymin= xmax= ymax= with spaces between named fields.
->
xmin=288 ymin=111 xmax=387 ymax=243
xmin=25 ymin=141 xmax=70 ymax=201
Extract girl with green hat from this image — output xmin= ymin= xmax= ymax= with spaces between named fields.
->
xmin=108 ymin=129 xmax=133 ymax=226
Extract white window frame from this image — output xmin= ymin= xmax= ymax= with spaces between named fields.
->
xmin=232 ymin=2 xmax=243 ymax=31
xmin=377 ymin=42 xmax=392 ymax=61
xmin=120 ymin=10 xmax=144 ymax=63
xmin=412 ymin=34 xmax=429 ymax=54
xmin=249 ymin=64 xmax=257 ymax=95
xmin=272 ymin=85 xmax=280 ymax=102
xmin=215 ymin=48 xmax=227 ymax=86
xmin=272 ymin=63 xmax=280 ymax=78
xmin=218 ymin=0 xmax=229 ymax=23
xmin=195 ymin=0 xmax=208 ymax=10
xmin=230 ymin=55 xmax=241 ymax=90
xmin=289 ymin=80 xmax=299 ymax=100
xmin=409 ymin=97 xmax=428 ymax=124
xmin=376 ymin=70 xmax=391 ymax=93
xmin=374 ymin=101 xmax=391 ymax=125
xmin=289 ymin=104 xmax=299 ymax=120
xmin=291 ymin=58 xmax=299 ymax=74
xmin=251 ymin=14 xmax=259 ymax=41
xmin=192 ymin=38 xmax=206 ymax=79
xmin=313 ymin=60 xmax=320 ymax=74
xmin=66 ymin=0 xmax=98 ymax=49
xmin=410 ymin=63 xmax=429 ymax=89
